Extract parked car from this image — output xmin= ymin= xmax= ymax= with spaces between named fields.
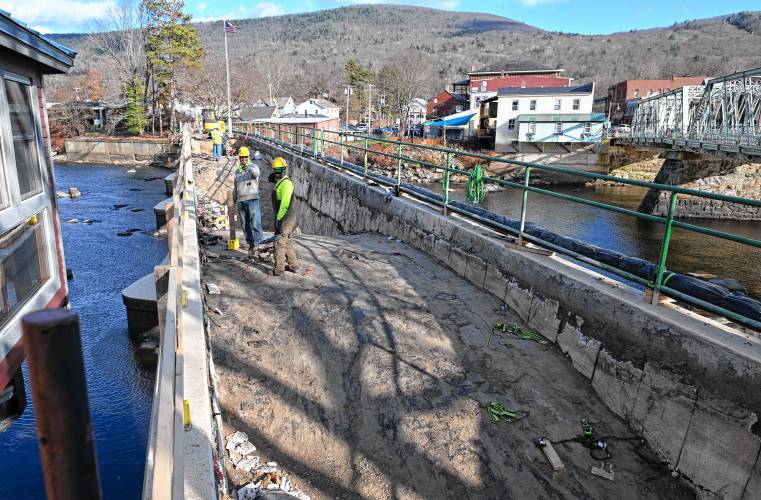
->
xmin=355 ymin=123 xmax=369 ymax=133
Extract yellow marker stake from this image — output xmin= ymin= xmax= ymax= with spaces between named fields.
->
xmin=181 ymin=289 xmax=188 ymax=306
xmin=183 ymin=400 xmax=191 ymax=430
xmin=27 ymin=214 xmax=38 ymax=225
xmin=228 ymin=239 xmax=239 ymax=250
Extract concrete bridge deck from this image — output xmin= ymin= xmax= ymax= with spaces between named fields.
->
xmin=201 ymin=232 xmax=693 ymax=499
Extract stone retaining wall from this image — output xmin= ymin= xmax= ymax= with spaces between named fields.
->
xmin=252 ymin=137 xmax=761 ymax=499
xmin=64 ymin=137 xmax=177 ymax=164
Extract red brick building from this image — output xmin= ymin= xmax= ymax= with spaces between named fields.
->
xmin=469 ymin=75 xmax=572 ymax=94
xmin=427 ymin=91 xmax=468 ymax=118
xmin=606 ymin=76 xmax=709 ymax=123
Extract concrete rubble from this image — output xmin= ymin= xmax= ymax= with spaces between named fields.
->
xmin=225 ymin=432 xmax=311 ymax=500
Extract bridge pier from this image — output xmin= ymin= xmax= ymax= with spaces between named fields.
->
xmin=638 ymin=151 xmax=761 ymax=220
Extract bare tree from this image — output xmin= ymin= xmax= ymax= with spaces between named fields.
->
xmin=377 ymin=56 xmax=432 ymax=137
xmin=88 ymin=0 xmax=146 ymax=90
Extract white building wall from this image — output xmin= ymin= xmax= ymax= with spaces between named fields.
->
xmin=495 ymin=90 xmax=594 ymax=147
xmin=295 ymin=99 xmax=340 ymax=119
xmin=517 ymin=121 xmax=604 ymax=142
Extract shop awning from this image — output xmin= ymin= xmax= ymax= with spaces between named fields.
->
xmin=424 ymin=112 xmax=477 ymax=128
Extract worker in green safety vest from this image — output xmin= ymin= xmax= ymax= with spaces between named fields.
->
xmin=211 ymin=127 xmax=223 ymax=161
xmin=270 ymin=157 xmax=299 ymax=276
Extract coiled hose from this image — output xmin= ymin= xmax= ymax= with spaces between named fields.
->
xmin=466 ymin=163 xmax=486 ymax=204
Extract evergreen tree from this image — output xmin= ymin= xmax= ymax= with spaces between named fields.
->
xmin=126 ymin=83 xmax=147 ymax=134
xmin=142 ymin=0 xmax=203 ymax=133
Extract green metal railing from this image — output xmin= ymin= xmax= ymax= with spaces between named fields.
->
xmin=231 ymin=121 xmax=761 ymax=330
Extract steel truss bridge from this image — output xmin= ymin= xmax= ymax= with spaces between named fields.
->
xmin=620 ymin=67 xmax=761 ymax=160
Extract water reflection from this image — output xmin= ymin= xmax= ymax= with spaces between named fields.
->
xmin=435 ymin=183 xmax=761 ymax=300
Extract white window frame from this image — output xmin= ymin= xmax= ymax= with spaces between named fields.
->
xmin=572 ymin=98 xmax=580 ymax=111
xmin=507 ymin=119 xmax=515 ymax=131
xmin=554 ymin=99 xmax=561 ymax=111
xmin=511 ymin=100 xmax=518 ymax=111
xmin=529 ymin=99 xmax=536 ymax=111
xmin=584 ymin=122 xmax=592 ymax=134
xmin=0 ymin=71 xmax=56 ymax=300
xmin=555 ymin=122 xmax=563 ymax=134
xmin=528 ymin=122 xmax=536 ymax=133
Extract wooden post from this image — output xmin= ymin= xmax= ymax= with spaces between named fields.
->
xmin=22 ymin=310 xmax=102 ymax=500
xmin=226 ymin=190 xmax=238 ymax=250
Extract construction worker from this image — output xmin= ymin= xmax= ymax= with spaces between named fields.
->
xmin=270 ymin=157 xmax=299 ymax=276
xmin=211 ymin=125 xmax=223 ymax=161
xmin=233 ymin=147 xmax=262 ymax=254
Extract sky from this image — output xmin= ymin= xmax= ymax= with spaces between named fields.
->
xmin=1 ymin=0 xmax=758 ymax=35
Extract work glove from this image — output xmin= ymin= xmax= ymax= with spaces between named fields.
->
xmin=275 ymin=219 xmax=283 ymax=235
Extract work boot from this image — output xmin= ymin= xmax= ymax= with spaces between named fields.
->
xmin=285 ymin=265 xmax=300 ymax=273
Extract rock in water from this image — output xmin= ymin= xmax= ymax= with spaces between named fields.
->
xmin=68 ymin=187 xmax=81 ymax=198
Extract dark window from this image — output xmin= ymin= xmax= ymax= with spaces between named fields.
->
xmin=5 ymin=80 xmax=42 ymax=199
xmin=512 ymin=100 xmax=518 ymax=111
xmin=508 ymin=119 xmax=515 ymax=130
xmin=529 ymin=100 xmax=537 ymax=111
xmin=572 ymin=99 xmax=580 ymax=110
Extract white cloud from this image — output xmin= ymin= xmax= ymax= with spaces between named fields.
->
xmin=196 ymin=2 xmax=208 ymax=12
xmin=0 ymin=0 xmax=114 ymax=32
xmin=256 ymin=2 xmax=285 ymax=17
xmin=220 ymin=2 xmax=285 ymax=20
xmin=519 ymin=0 xmax=565 ymax=6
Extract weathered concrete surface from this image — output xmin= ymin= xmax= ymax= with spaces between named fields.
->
xmin=121 ymin=272 xmax=157 ymax=335
xmin=64 ymin=136 xmax=177 ymax=164
xmin=244 ymin=139 xmax=761 ymax=498
xmin=202 ymin=233 xmax=693 ymax=500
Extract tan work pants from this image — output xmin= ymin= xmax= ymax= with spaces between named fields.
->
xmin=274 ymin=211 xmax=299 ymax=272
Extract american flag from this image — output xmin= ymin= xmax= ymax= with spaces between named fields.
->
xmin=224 ymin=20 xmax=236 ymax=33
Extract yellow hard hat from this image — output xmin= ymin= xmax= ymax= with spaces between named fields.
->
xmin=238 ymin=146 xmax=250 ymax=157
xmin=272 ymin=157 xmax=288 ymax=171
xmin=217 ymin=120 xmax=224 ymax=126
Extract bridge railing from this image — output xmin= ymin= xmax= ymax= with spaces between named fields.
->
xmin=232 ymin=121 xmax=761 ymax=331
xmin=142 ymin=124 xmax=215 ymax=499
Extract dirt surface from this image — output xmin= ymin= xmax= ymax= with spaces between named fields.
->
xmin=201 ymin=230 xmax=695 ymax=500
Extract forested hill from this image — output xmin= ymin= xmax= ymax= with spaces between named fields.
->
xmin=50 ymin=5 xmax=761 ymax=98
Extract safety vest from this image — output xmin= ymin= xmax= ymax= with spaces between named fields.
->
xmin=211 ymin=129 xmax=222 ymax=144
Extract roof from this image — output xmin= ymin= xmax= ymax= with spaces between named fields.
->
xmin=518 ymin=112 xmax=607 ymax=123
xmin=498 ymin=83 xmax=594 ymax=96
xmin=263 ymin=114 xmax=337 ymax=124
xmin=0 ymin=10 xmax=76 ymax=73
xmin=239 ymin=105 xmax=277 ymax=121
xmin=274 ymin=97 xmax=293 ymax=108
xmin=300 ymin=98 xmax=339 ymax=110
xmin=470 ymin=61 xmax=561 ymax=75
xmin=424 ymin=109 xmax=477 ymax=128
xmin=452 ymin=79 xmax=470 ymax=86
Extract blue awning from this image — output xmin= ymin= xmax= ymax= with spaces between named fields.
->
xmin=424 ymin=112 xmax=476 ymax=127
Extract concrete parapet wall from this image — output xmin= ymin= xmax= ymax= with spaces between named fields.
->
xmin=64 ymin=137 xmax=177 ymax=163
xmin=251 ymin=138 xmax=761 ymax=499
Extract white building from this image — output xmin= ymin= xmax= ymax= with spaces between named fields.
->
xmin=407 ymin=98 xmax=428 ymax=127
xmin=493 ymin=84 xmax=601 ymax=151
xmin=295 ymin=98 xmax=340 ymax=119
xmin=250 ymin=97 xmax=296 ymax=116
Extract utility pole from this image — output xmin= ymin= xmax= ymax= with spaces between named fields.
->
xmin=223 ymin=20 xmax=232 ymax=133
xmin=344 ymin=85 xmax=353 ymax=129
xmin=367 ymin=83 xmax=373 ymax=133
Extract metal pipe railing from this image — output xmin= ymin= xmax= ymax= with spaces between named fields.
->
xmin=233 ymin=121 xmax=761 ymax=330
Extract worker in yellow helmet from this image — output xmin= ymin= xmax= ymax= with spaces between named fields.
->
xmin=210 ymin=125 xmax=223 ymax=161
xmin=233 ymin=147 xmax=263 ymax=255
xmin=269 ymin=157 xmax=299 ymax=276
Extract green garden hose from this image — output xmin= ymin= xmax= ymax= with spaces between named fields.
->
xmin=466 ymin=164 xmax=486 ymax=204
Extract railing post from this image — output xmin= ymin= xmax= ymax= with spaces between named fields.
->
xmin=396 ymin=143 xmax=403 ymax=193
xmin=340 ymin=133 xmax=345 ymax=165
xmin=652 ymin=191 xmax=678 ymax=304
xmin=311 ymin=128 xmax=317 ymax=155
xmin=363 ymin=137 xmax=369 ymax=183
xmin=321 ymin=129 xmax=326 ymax=159
xmin=443 ymin=152 xmax=452 ymax=215
xmin=22 ymin=309 xmax=102 ymax=500
xmin=518 ymin=166 xmax=531 ymax=246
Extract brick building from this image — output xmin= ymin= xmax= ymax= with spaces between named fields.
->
xmin=606 ymin=76 xmax=709 ymax=123
xmin=427 ymin=90 xmax=468 ymax=118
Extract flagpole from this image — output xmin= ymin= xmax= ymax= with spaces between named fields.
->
xmin=224 ymin=20 xmax=232 ymax=135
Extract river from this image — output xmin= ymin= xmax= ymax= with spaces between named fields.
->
xmin=438 ymin=183 xmax=761 ymax=300
xmin=0 ymin=164 xmax=168 ymax=499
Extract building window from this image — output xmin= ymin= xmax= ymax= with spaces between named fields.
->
xmin=433 ymin=98 xmax=438 ymax=104
xmin=528 ymin=123 xmax=536 ymax=134
xmin=512 ymin=100 xmax=518 ymax=111
xmin=583 ymin=122 xmax=592 ymax=134
xmin=489 ymin=104 xmax=498 ymax=119
xmin=555 ymin=122 xmax=563 ymax=134
xmin=633 ymin=89 xmax=639 ymax=98
xmin=455 ymin=105 xmax=463 ymax=112
xmin=647 ymin=89 xmax=652 ymax=96
xmin=508 ymin=119 xmax=516 ymax=130
xmin=0 ymin=213 xmax=50 ymax=327
xmin=572 ymin=98 xmax=580 ymax=111
xmin=480 ymin=81 xmax=487 ymax=92
xmin=554 ymin=99 xmax=561 ymax=111
xmin=529 ymin=99 xmax=536 ymax=111
xmin=5 ymin=79 xmax=43 ymax=199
